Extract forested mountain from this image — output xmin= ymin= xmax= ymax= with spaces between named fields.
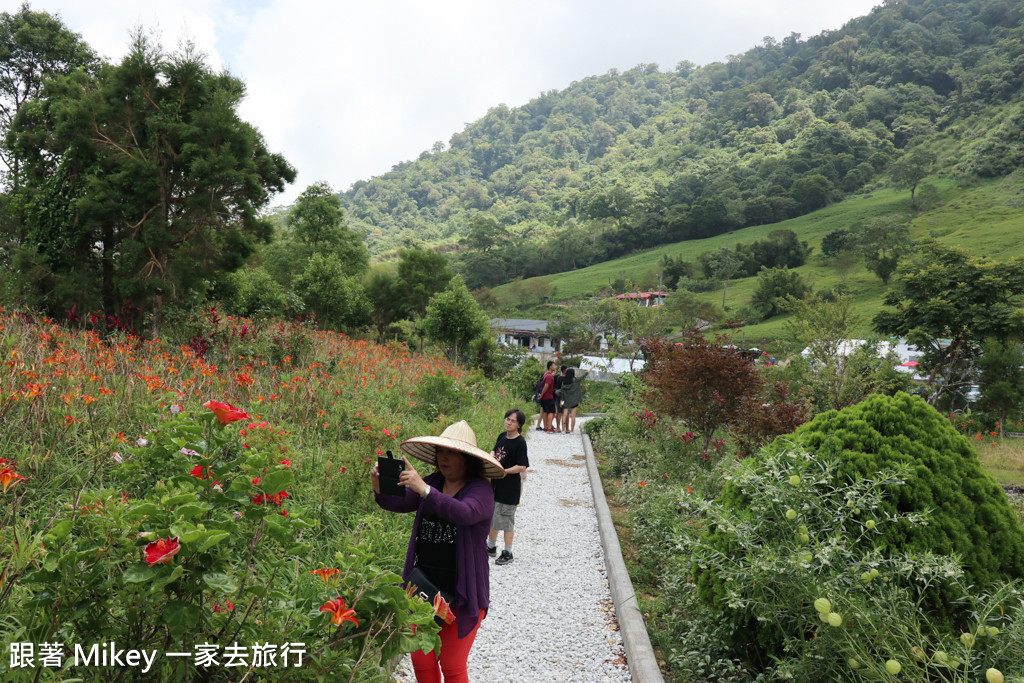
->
xmin=340 ymin=0 xmax=1024 ymax=289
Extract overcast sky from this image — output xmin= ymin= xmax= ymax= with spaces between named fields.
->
xmin=5 ymin=0 xmax=880 ymax=206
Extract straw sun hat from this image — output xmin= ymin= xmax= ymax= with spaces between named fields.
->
xmin=400 ymin=420 xmax=506 ymax=479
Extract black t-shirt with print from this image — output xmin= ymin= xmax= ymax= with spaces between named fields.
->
xmin=415 ymin=508 xmax=457 ymax=594
xmin=491 ymin=432 xmax=529 ymax=505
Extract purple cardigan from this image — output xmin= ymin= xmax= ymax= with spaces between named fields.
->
xmin=375 ymin=472 xmax=494 ymax=638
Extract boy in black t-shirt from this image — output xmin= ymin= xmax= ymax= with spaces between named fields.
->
xmin=487 ymin=409 xmax=529 ymax=565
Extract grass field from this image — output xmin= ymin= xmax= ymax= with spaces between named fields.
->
xmin=976 ymin=438 xmax=1024 ymax=486
xmin=496 ymin=172 xmax=1024 ymax=346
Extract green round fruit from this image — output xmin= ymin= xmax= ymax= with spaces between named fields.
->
xmin=848 ymin=657 xmax=861 ymax=669
xmin=960 ymin=632 xmax=975 ymax=646
xmin=987 ymin=668 xmax=1005 ymax=683
xmin=799 ymin=551 xmax=813 ymax=562
xmin=786 ymin=509 xmax=797 ymax=520
xmin=866 ymin=519 xmax=876 ymax=529
xmin=827 ymin=612 xmax=842 ymax=627
xmin=789 ymin=474 xmax=801 ymax=485
xmin=818 ymin=611 xmax=829 ymax=623
xmin=813 ymin=598 xmax=831 ymax=614
xmin=885 ymin=659 xmax=901 ymax=675
xmin=861 ymin=571 xmax=873 ymax=582
xmin=870 ymin=568 xmax=879 ymax=579
xmin=933 ymin=650 xmax=948 ymax=664
xmin=797 ymin=532 xmax=810 ymax=543
xmin=986 ymin=626 xmax=1000 ymax=637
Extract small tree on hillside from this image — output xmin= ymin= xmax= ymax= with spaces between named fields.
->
xmin=423 ymin=275 xmax=490 ymax=363
xmin=750 ymin=266 xmax=811 ymax=320
xmin=782 ymin=294 xmax=908 ymax=412
xmin=890 ymin=145 xmax=936 ymax=208
xmin=293 ymin=253 xmax=371 ymax=332
xmin=640 ymin=334 xmax=762 ymax=453
xmin=853 ymin=215 xmax=913 ymax=285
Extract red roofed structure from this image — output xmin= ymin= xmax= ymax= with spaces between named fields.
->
xmin=614 ymin=291 xmax=669 ymax=307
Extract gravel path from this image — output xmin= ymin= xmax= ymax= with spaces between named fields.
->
xmin=395 ymin=418 xmax=631 ymax=682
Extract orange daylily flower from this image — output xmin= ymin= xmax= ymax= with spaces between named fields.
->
xmin=1 ymin=467 xmax=28 ymax=493
xmin=319 ymin=597 xmax=359 ymax=628
xmin=433 ymin=592 xmax=455 ymax=625
xmin=309 ymin=568 xmax=342 ymax=585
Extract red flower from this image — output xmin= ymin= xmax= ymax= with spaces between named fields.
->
xmin=212 ymin=600 xmax=235 ymax=613
xmin=319 ymin=597 xmax=360 ymax=628
xmin=143 ymin=537 xmax=181 ymax=566
xmin=203 ymin=399 xmax=249 ymax=424
xmin=280 ymin=459 xmax=292 ymax=467
xmin=637 ymin=480 xmax=647 ymax=487
xmin=190 ymin=465 xmax=211 ymax=479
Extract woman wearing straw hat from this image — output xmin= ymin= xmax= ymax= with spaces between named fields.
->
xmin=372 ymin=420 xmax=505 ymax=683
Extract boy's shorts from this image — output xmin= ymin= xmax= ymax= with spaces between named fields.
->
xmin=491 ymin=501 xmax=518 ymax=531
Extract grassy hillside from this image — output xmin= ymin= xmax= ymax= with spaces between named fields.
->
xmin=496 ymin=171 xmax=1024 ymax=342
xmin=336 ymin=0 xmax=1024 ymax=293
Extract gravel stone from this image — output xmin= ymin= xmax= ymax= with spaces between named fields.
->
xmin=394 ymin=418 xmax=630 ymax=682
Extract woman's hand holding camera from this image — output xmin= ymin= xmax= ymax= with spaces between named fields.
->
xmin=370 ymin=456 xmax=426 ymax=497
xmin=399 ymin=457 xmax=427 ymax=496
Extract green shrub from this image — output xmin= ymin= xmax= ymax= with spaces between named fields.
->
xmin=504 ymin=355 xmax=544 ymax=402
xmin=690 ymin=442 xmax=1024 ymax=680
xmin=778 ymin=392 xmax=1024 ymax=589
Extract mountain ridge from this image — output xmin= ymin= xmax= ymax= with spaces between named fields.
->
xmin=338 ymin=0 xmax=1024 ymax=292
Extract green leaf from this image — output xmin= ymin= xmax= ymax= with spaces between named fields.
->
xmin=48 ymin=519 xmax=74 ymax=540
xmin=126 ymin=503 xmax=160 ymax=521
xmin=263 ymin=518 xmax=291 ymax=545
xmin=286 ymin=543 xmax=312 ymax=556
xmin=258 ymin=469 xmax=294 ymax=494
xmin=202 ymin=572 xmax=238 ymax=594
xmin=174 ymin=503 xmax=213 ymax=520
xmin=198 ymin=531 xmax=231 ymax=552
xmin=169 ymin=521 xmax=197 ymax=540
xmin=245 ymin=585 xmax=267 ymax=598
xmin=163 ymin=601 xmax=203 ymax=639
xmin=163 ymin=493 xmax=197 ymax=507
xmin=124 ymin=564 xmax=158 ymax=584
xmin=151 ymin=564 xmax=185 ymax=591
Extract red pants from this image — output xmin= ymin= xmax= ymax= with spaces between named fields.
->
xmin=410 ymin=609 xmax=485 ymax=683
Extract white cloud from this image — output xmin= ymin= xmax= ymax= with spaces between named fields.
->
xmin=5 ymin=0 xmax=880 ymax=206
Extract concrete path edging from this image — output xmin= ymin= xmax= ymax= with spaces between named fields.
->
xmin=581 ymin=428 xmax=666 ymax=683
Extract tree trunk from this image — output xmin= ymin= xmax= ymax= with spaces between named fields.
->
xmin=101 ymin=224 xmax=116 ymax=316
